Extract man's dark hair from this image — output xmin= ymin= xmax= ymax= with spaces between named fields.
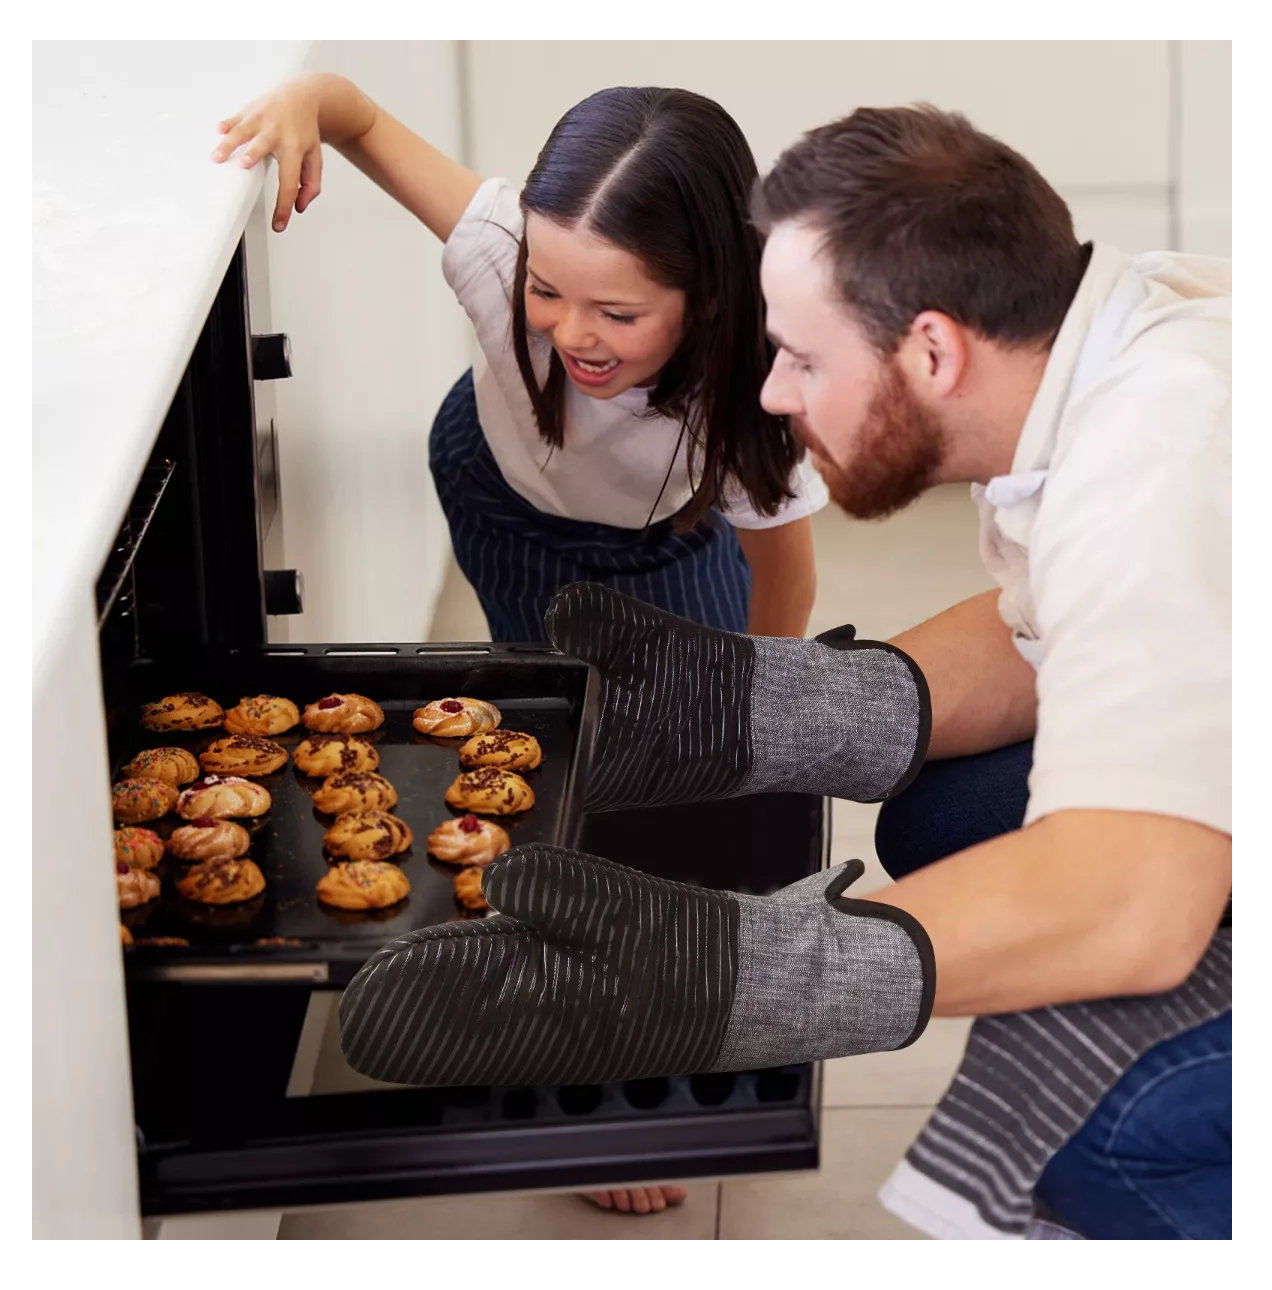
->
xmin=513 ymin=86 xmax=799 ymax=530
xmin=753 ymin=104 xmax=1087 ymax=352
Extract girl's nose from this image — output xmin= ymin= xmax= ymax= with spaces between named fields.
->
xmin=553 ymin=308 xmax=598 ymax=354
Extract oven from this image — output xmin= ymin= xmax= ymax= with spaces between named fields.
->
xmin=99 ymin=235 xmax=828 ymax=1224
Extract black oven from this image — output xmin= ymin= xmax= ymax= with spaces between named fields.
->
xmin=100 ymin=238 xmax=827 ymax=1219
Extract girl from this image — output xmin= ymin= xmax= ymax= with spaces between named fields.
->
xmin=214 ymin=74 xmax=827 ymax=642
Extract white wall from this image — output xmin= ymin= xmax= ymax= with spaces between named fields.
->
xmin=461 ymin=41 xmax=1180 ymax=255
xmin=265 ymin=40 xmax=470 ymax=644
xmin=1179 ymin=41 xmax=1232 ymax=257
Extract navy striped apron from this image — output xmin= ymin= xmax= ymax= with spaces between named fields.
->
xmin=429 ymin=370 xmax=751 ymax=643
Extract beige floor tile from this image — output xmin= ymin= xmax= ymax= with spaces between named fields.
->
xmin=719 ymin=1107 xmax=931 ymax=1240
xmin=279 ymin=1183 xmax=719 ymax=1240
xmin=807 ymin=484 xmax=992 ymax=643
xmin=821 ymin=1018 xmax=972 ymax=1110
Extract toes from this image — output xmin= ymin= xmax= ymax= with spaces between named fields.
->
xmin=631 ymin=1188 xmax=652 ymax=1214
xmin=585 ymin=1191 xmax=613 ymax=1209
xmin=612 ymin=1189 xmax=632 ymax=1212
xmin=664 ymin=1186 xmax=688 ymax=1205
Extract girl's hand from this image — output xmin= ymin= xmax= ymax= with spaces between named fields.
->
xmin=212 ymin=78 xmax=325 ymax=232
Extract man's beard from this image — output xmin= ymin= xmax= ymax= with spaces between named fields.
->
xmin=802 ymin=360 xmax=945 ymax=521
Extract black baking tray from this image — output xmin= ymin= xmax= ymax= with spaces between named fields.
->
xmin=110 ymin=643 xmax=597 ymax=986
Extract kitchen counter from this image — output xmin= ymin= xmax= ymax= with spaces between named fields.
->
xmin=32 ymin=40 xmax=310 ymax=679
xmin=31 ymin=40 xmax=309 ymax=1239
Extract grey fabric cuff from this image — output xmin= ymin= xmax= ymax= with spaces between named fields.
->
xmin=711 ymin=863 xmax=933 ymax=1071
xmin=742 ymin=636 xmax=928 ymax=802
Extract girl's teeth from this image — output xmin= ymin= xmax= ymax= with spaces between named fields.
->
xmin=575 ymin=357 xmax=619 ymax=373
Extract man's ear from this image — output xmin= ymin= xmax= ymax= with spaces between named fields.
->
xmin=897 ymin=310 xmax=969 ymax=398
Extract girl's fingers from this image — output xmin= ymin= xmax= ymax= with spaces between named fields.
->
xmin=272 ymin=152 xmax=305 ymax=231
xmin=215 ymin=114 xmax=241 ymax=135
xmin=295 ymin=146 xmax=323 ymax=214
xmin=211 ymin=119 xmax=259 ymax=163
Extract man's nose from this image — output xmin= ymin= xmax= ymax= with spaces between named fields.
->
xmin=761 ymin=362 xmax=800 ymax=418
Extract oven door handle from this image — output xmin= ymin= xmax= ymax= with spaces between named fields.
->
xmin=128 ymin=962 xmax=330 ymax=985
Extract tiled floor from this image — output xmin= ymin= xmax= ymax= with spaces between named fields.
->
xmin=280 ymin=485 xmax=989 ymax=1240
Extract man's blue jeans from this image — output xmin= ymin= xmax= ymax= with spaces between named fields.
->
xmin=874 ymin=741 xmax=1232 ymax=1240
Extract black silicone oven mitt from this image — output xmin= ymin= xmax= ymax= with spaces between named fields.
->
xmin=338 ymin=845 xmax=935 ymax=1088
xmin=544 ymin=582 xmax=931 ymax=812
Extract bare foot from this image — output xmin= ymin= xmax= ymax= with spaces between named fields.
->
xmin=581 ymin=1186 xmax=689 ymax=1215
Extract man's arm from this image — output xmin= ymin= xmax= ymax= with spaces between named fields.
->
xmin=869 ymin=808 xmax=1231 ymax=1015
xmin=889 ymin=588 xmax=1037 ymax=759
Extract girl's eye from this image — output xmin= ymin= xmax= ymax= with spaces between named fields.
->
xmin=528 ymin=284 xmax=558 ymax=301
xmin=602 ymin=311 xmax=638 ymax=325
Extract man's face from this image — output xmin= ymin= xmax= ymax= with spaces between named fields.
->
xmin=760 ymin=221 xmax=944 ymax=520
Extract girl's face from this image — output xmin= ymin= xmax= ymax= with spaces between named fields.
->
xmin=523 ymin=213 xmax=687 ymax=398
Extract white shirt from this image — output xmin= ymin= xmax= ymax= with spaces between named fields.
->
xmin=441 ymin=178 xmax=829 ymax=531
xmin=975 ymin=243 xmax=1231 ymax=833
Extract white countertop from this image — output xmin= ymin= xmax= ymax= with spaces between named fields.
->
xmin=32 ymin=40 xmax=310 ymax=677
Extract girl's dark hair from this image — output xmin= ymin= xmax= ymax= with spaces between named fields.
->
xmin=511 ymin=86 xmax=799 ymax=531
xmin=753 ymin=105 xmax=1087 ymax=353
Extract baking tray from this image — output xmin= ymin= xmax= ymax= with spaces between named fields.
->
xmin=110 ymin=643 xmax=597 ymax=985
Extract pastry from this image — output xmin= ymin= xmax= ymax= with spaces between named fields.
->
xmin=302 ymin=693 xmax=385 ymax=734
xmin=116 ymin=861 xmax=161 ymax=909
xmin=122 ymin=747 xmax=200 ymax=786
xmin=176 ymin=857 xmax=266 ymax=905
xmin=254 ymin=937 xmax=302 ymax=946
xmin=114 ymin=826 xmax=165 ymax=870
xmin=317 ymin=860 xmax=410 ymax=910
xmin=426 ymin=815 xmax=511 ymax=868
xmin=444 ymin=768 xmax=535 ymax=816
xmin=199 ymin=734 xmax=288 ymax=777
xmin=113 ymin=778 xmax=179 ymax=823
xmin=412 ymin=697 xmax=501 ymax=738
xmin=453 ymin=866 xmax=489 ymax=912
xmin=323 ymin=810 xmax=414 ymax=861
xmin=140 ymin=692 xmax=225 ymax=732
xmin=133 ymin=936 xmax=191 ymax=947
xmin=458 ymin=729 xmax=542 ymax=771
xmin=312 ymin=771 xmax=398 ymax=815
xmin=177 ymin=775 xmax=272 ymax=820
xmin=120 ymin=923 xmax=133 ymax=946
xmin=293 ymin=734 xmax=380 ymax=778
xmin=167 ymin=818 xmax=251 ymax=863
xmin=223 ymin=695 xmax=300 ymax=736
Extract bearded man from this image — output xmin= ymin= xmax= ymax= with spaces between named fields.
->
xmin=339 ymin=106 xmax=1232 ymax=1241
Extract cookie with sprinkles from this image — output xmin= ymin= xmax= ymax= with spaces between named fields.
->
xmin=113 ymin=778 xmax=179 ymax=823
xmin=114 ymin=826 xmax=165 ymax=870
xmin=317 ymin=860 xmax=410 ymax=910
xmin=140 ymin=692 xmax=225 ymax=732
xmin=223 ymin=694 xmax=301 ymax=736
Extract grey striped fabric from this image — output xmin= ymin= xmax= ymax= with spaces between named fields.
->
xmin=338 ymin=847 xmax=936 ymax=1088
xmin=545 ymin=582 xmax=929 ymax=812
xmin=897 ymin=926 xmax=1232 ymax=1235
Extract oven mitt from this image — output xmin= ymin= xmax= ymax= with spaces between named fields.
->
xmin=545 ymin=582 xmax=931 ymax=812
xmin=338 ymin=845 xmax=935 ymax=1088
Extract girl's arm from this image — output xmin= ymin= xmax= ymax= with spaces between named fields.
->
xmin=736 ymin=517 xmax=817 ymax=638
xmin=213 ymin=72 xmax=481 ymax=242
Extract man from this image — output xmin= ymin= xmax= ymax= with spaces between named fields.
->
xmin=339 ymin=107 xmax=1231 ymax=1239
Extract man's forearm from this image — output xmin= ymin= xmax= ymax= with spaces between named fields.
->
xmin=868 ymin=809 xmax=1232 ymax=1015
xmin=889 ymin=589 xmax=1037 ymax=759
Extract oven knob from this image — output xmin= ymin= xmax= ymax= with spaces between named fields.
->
xmin=265 ymin=569 xmax=304 ymax=616
xmin=251 ymin=333 xmax=292 ymax=380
